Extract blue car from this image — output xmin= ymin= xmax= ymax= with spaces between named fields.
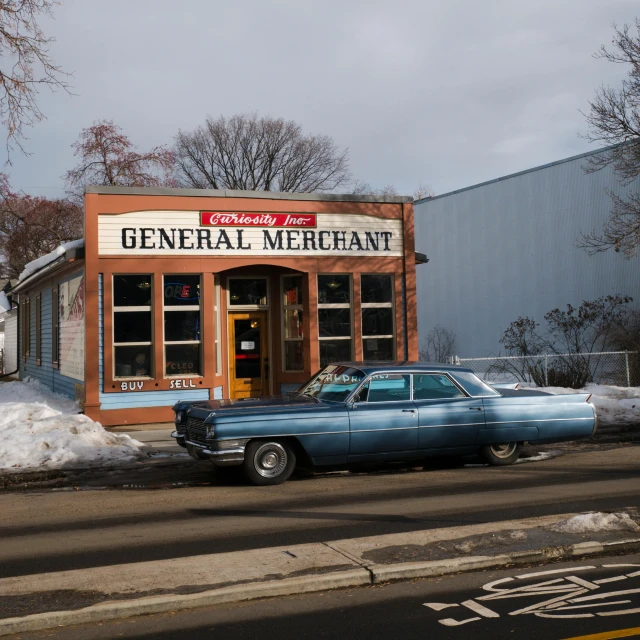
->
xmin=171 ymin=362 xmax=597 ymax=485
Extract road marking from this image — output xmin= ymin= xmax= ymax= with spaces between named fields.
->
xmin=561 ymin=626 xmax=640 ymax=639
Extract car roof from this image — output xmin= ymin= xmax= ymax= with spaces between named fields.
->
xmin=328 ymin=361 xmax=475 ymax=374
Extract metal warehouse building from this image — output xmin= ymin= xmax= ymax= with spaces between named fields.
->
xmin=414 ymin=147 xmax=640 ymax=358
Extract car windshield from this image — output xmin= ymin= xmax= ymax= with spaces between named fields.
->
xmin=298 ymin=365 xmax=366 ymax=402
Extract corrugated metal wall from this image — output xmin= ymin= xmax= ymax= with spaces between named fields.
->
xmin=414 ymin=148 xmax=640 ymax=358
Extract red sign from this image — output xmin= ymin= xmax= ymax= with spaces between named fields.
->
xmin=201 ymin=212 xmax=316 ymax=228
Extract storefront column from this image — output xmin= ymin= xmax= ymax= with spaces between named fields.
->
xmin=352 ymin=273 xmax=363 ymax=360
xmin=305 ymin=272 xmax=319 ymax=375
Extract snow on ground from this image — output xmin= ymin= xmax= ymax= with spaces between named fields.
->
xmin=550 ymin=512 xmax=640 ymax=534
xmin=0 ymin=378 xmax=147 ymax=471
xmin=522 ymin=384 xmax=640 ymax=426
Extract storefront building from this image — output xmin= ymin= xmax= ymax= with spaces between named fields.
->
xmin=14 ymin=187 xmax=419 ymax=426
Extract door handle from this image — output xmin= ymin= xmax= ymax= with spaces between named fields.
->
xmin=469 ymin=407 xmax=483 ymax=411
xmin=402 ymin=409 xmax=417 ymax=413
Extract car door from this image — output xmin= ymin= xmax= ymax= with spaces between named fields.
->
xmin=413 ymin=373 xmax=485 ymax=452
xmin=348 ymin=373 xmax=419 ymax=460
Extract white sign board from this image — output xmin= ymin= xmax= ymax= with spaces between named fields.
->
xmin=240 ymin=341 xmax=255 ymax=350
xmin=59 ymin=273 xmax=85 ymax=381
xmin=97 ymin=211 xmax=404 ymax=257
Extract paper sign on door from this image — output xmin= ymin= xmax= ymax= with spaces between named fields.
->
xmin=241 ymin=341 xmax=255 ymax=350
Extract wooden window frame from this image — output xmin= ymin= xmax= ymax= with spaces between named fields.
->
xmin=35 ymin=293 xmax=42 ymax=365
xmin=52 ymin=286 xmax=59 ymax=368
xmin=281 ymin=274 xmax=304 ymax=372
xmin=317 ymin=274 xmax=353 ymax=367
xmin=360 ymin=274 xmax=395 ymax=361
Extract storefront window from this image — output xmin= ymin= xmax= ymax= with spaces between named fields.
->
xmin=113 ymin=275 xmax=153 ymax=378
xmin=229 ymin=278 xmax=268 ymax=306
xmin=318 ymin=275 xmax=352 ymax=367
xmin=215 ymin=275 xmax=222 ymax=375
xmin=164 ymin=275 xmax=201 ymax=376
xmin=361 ymin=274 xmax=395 ymax=361
xmin=282 ymin=275 xmax=303 ymax=371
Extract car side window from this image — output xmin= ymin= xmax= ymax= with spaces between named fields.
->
xmin=363 ymin=374 xmax=411 ymax=403
xmin=412 ymin=374 xmax=466 ymax=400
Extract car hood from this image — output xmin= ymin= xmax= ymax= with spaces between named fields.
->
xmin=175 ymin=394 xmax=320 ymax=414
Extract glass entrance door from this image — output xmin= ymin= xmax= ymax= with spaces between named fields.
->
xmin=228 ymin=311 xmax=268 ymax=399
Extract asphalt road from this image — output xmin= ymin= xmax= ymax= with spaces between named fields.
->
xmin=1 ymin=446 xmax=638 ymax=579
xmin=9 ymin=554 xmax=640 ymax=640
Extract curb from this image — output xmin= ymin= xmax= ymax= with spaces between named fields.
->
xmin=1 ymin=538 xmax=639 ymax=637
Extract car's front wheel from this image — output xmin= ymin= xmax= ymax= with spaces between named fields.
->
xmin=481 ymin=442 xmax=523 ymax=466
xmin=243 ymin=440 xmax=296 ymax=486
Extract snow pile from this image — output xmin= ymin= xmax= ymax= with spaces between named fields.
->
xmin=550 ymin=512 xmax=640 ymax=534
xmin=18 ymin=239 xmax=84 ymax=283
xmin=524 ymin=384 xmax=640 ymax=426
xmin=0 ymin=378 xmax=147 ymax=471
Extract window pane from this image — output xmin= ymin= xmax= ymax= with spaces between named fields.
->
xmin=412 ymin=374 xmax=466 ymax=400
xmin=363 ymin=337 xmax=395 ymax=361
xmin=319 ymin=308 xmax=351 ymax=337
xmin=318 ymin=275 xmax=350 ymax=304
xmin=164 ymin=310 xmax=201 ymax=341
xmin=319 ymin=339 xmax=351 ymax=366
xmin=451 ymin=371 xmax=499 ymax=396
xmin=367 ymin=374 xmax=411 ymax=402
xmin=361 ymin=274 xmax=393 ymax=303
xmin=114 ymin=311 xmax=151 ymax=343
xmin=284 ymin=341 xmax=304 ymax=371
xmin=166 ymin=343 xmax=201 ymax=376
xmin=115 ymin=345 xmax=152 ymax=377
xmin=164 ymin=275 xmax=201 ymax=306
xmin=114 ymin=275 xmax=152 ymax=306
xmin=283 ymin=276 xmax=303 ymax=306
xmin=229 ymin=279 xmax=268 ymax=305
xmin=284 ymin=309 xmax=303 ymax=339
xmin=362 ymin=308 xmax=393 ymax=336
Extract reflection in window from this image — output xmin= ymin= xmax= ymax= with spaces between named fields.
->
xmin=229 ymin=278 xmax=268 ymax=306
xmin=318 ymin=274 xmax=351 ymax=367
xmin=113 ymin=275 xmax=153 ymax=378
xmin=361 ymin=374 xmax=411 ymax=403
xmin=412 ymin=374 xmax=466 ymax=400
xmin=282 ymin=276 xmax=303 ymax=371
xmin=361 ymin=274 xmax=394 ymax=361
xmin=164 ymin=275 xmax=202 ymax=376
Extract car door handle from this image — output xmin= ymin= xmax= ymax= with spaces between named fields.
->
xmin=402 ymin=409 xmax=417 ymax=413
xmin=469 ymin=407 xmax=484 ymax=411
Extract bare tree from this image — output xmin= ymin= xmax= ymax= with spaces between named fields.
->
xmin=65 ymin=120 xmax=175 ymax=200
xmin=174 ymin=113 xmax=351 ymax=193
xmin=350 ymin=181 xmax=398 ymax=197
xmin=413 ymin=182 xmax=434 ymax=200
xmin=419 ymin=325 xmax=456 ymax=363
xmin=0 ymin=0 xmax=71 ymax=157
xmin=0 ymin=174 xmax=82 ymax=278
xmin=580 ymin=19 xmax=640 ymax=257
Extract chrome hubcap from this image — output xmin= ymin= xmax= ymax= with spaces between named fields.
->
xmin=491 ymin=442 xmax=517 ymax=458
xmin=254 ymin=443 xmax=287 ymax=478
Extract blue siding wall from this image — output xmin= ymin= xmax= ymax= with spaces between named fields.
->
xmin=414 ymin=148 xmax=640 ymax=358
xmin=19 ymin=270 xmax=83 ymax=400
xmin=97 ymin=274 xmax=209 ymax=411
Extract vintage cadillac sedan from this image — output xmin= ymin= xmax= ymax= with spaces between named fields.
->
xmin=171 ymin=362 xmax=597 ymax=485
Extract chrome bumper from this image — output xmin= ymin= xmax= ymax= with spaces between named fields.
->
xmin=171 ymin=431 xmax=187 ymax=448
xmin=184 ymin=439 xmax=246 ymax=466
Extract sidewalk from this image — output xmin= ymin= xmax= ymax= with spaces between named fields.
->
xmin=1 ymin=509 xmax=639 ymax=637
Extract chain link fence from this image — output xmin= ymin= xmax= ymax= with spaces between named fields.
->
xmin=453 ymin=351 xmax=639 ymax=387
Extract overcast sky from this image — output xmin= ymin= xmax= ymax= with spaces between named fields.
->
xmin=5 ymin=0 xmax=639 ymax=198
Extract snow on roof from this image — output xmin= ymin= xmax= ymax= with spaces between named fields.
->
xmin=17 ymin=239 xmax=84 ymax=284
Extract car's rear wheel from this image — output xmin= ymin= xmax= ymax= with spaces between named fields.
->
xmin=481 ymin=442 xmax=523 ymax=466
xmin=243 ymin=440 xmax=296 ymax=486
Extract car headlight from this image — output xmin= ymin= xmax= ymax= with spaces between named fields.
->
xmin=206 ymin=424 xmax=215 ymax=438
xmin=174 ymin=410 xmax=186 ymax=425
